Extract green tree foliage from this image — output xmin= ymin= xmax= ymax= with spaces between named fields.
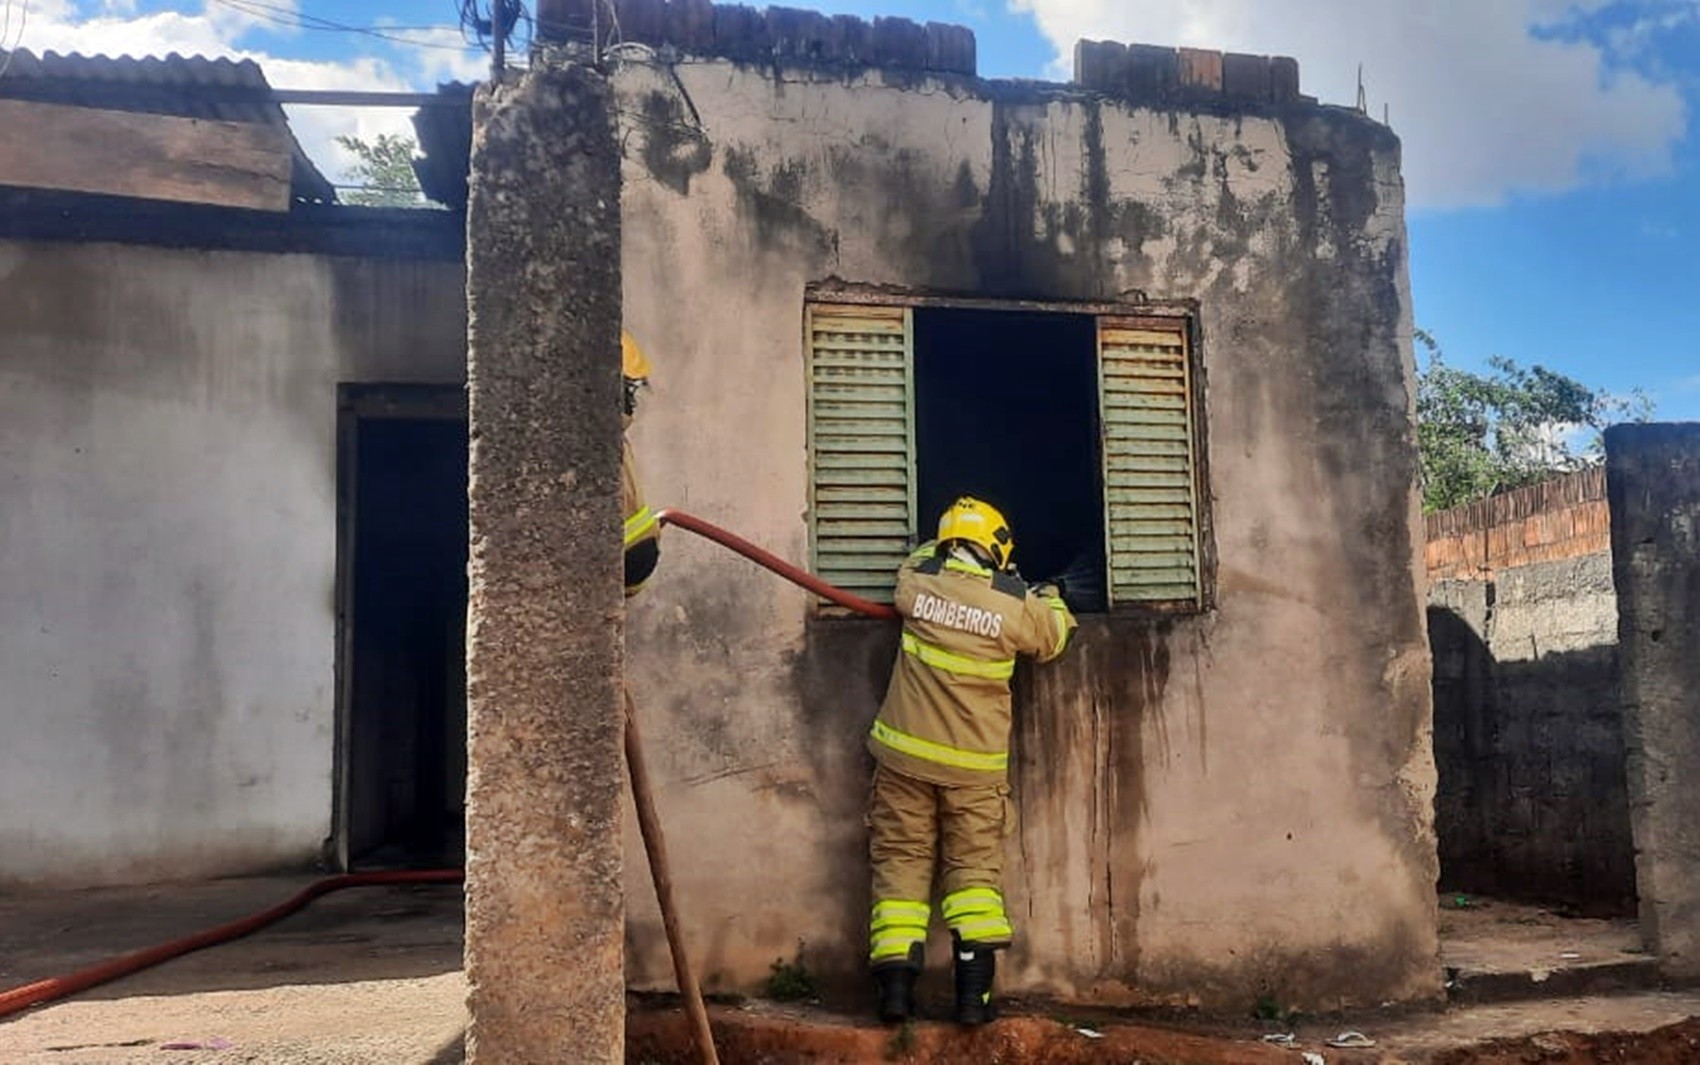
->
xmin=1416 ymin=328 xmax=1652 ymax=512
xmin=334 ymin=133 xmax=424 ymax=208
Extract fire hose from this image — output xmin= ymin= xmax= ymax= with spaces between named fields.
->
xmin=0 ymin=871 xmax=464 ymax=1019
xmin=0 ymin=510 xmax=896 ymax=1061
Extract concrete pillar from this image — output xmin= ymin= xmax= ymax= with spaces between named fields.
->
xmin=1607 ymin=423 xmax=1700 ymax=977
xmin=463 ymin=63 xmax=625 ymax=1062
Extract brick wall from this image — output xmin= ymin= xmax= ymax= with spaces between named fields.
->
xmin=1426 ymin=466 xmax=1634 ymax=915
xmin=1073 ymin=40 xmax=1304 ymax=105
xmin=538 ymin=0 xmax=979 ymax=75
xmin=536 ymin=0 xmax=1307 ymax=108
xmin=1425 ymin=466 xmax=1610 ymax=580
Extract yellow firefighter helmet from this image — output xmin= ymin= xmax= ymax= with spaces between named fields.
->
xmin=937 ymin=496 xmax=1015 ymax=570
xmin=622 ymin=331 xmax=652 ymax=382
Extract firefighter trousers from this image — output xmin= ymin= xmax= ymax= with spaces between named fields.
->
xmin=866 ymin=762 xmax=1013 ymax=969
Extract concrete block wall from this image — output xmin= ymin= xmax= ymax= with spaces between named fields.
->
xmin=1607 ymin=423 xmax=1700 ymax=977
xmin=1425 ymin=468 xmax=1635 ymax=914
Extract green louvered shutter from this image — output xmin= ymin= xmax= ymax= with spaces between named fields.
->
xmin=805 ymin=303 xmax=917 ymax=606
xmin=1098 ymin=318 xmax=1203 ymax=608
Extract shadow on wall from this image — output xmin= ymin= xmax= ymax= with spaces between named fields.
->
xmin=1428 ymin=606 xmax=1635 ymax=917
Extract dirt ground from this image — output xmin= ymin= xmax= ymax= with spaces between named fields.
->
xmin=1432 ymin=1017 xmax=1700 ymax=1064
xmin=624 ymin=996 xmax=1700 ymax=1065
xmin=3 ymin=878 xmax=1699 ymax=1064
xmin=1437 ymin=897 xmax=1646 ymax=975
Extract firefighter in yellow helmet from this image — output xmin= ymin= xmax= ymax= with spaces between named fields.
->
xmin=866 ymin=497 xmax=1077 ymax=1026
xmin=621 ymin=332 xmax=660 ymax=596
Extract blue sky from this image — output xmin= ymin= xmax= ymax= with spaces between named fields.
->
xmin=15 ymin=0 xmax=1700 ymax=418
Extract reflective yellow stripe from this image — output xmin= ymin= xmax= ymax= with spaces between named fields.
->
xmin=907 ymin=544 xmax=937 ymax=563
xmin=871 ymin=910 xmax=930 ymax=932
xmin=624 ymin=507 xmax=658 ymax=547
xmin=941 ymin=887 xmax=1005 ymax=922
xmin=901 ymin=632 xmax=1015 ymax=681
xmin=870 ymin=719 xmax=1008 ymax=773
xmin=870 ymin=898 xmax=930 ymax=959
xmin=1044 ymin=596 xmax=1071 ymax=657
xmin=873 ymin=900 xmax=930 ymax=921
xmin=944 ymin=558 xmax=992 ymax=577
xmin=870 ymin=933 xmax=925 ymax=960
xmin=946 ymin=885 xmax=1014 ymax=944
xmin=951 ymin=916 xmax=1013 ymax=943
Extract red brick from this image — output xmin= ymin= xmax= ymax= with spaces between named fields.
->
xmin=1127 ymin=43 xmax=1178 ymax=95
xmin=870 ymin=16 xmax=927 ymax=69
xmin=1177 ymin=47 xmax=1222 ymax=91
xmin=1221 ymin=52 xmax=1272 ymax=100
xmin=1074 ymin=39 xmax=1128 ymax=92
xmin=925 ymin=22 xmax=976 ymax=75
xmin=1271 ymin=55 xmax=1300 ymax=101
xmin=711 ymin=3 xmax=769 ymax=61
xmin=618 ymin=0 xmax=666 ymax=45
xmin=663 ymin=0 xmax=713 ymax=52
xmin=834 ymin=14 xmax=871 ymax=64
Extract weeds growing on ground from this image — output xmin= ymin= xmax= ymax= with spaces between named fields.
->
xmin=764 ymin=953 xmax=816 ymax=1003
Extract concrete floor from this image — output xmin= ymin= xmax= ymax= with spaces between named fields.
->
xmin=1437 ymin=895 xmax=1658 ymax=1004
xmin=0 ymin=880 xmax=1694 ymax=1064
xmin=0 ymin=877 xmax=465 ymax=1064
xmin=1439 ymin=896 xmax=1645 ymax=972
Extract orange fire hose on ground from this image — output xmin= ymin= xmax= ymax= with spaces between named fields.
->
xmin=0 ymin=511 xmax=894 ymax=1027
xmin=0 ymin=870 xmax=463 ymax=1019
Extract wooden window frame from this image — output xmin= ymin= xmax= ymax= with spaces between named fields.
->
xmin=803 ymin=288 xmax=1213 ymax=617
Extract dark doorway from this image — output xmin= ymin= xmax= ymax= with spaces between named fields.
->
xmin=913 ymin=307 xmax=1107 ymax=609
xmin=336 ymin=387 xmax=468 ymax=870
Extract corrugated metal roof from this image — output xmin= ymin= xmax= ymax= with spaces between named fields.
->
xmin=0 ymin=49 xmax=336 ymax=204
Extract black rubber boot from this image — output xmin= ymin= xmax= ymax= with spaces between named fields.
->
xmin=952 ymin=938 xmax=998 ymax=1027
xmin=873 ymin=943 xmax=923 ymax=1024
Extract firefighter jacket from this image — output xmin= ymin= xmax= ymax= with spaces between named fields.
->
xmin=868 ymin=542 xmax=1077 ymax=787
xmin=622 ymin=434 xmax=660 ymax=596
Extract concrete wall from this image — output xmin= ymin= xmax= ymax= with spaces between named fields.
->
xmin=1426 ymin=469 xmax=1635 ymax=914
xmin=1607 ymin=423 xmax=1700 ymax=978
xmin=463 ymin=67 xmax=628 ymax=1062
xmin=612 ymin=56 xmax=1437 ymax=1009
xmin=0 ymin=238 xmax=464 ymax=887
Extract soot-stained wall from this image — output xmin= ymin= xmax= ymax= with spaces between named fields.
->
xmin=1608 ymin=423 xmax=1700 ymax=979
xmin=1426 ymin=470 xmax=1635 ymax=915
xmin=607 ymin=51 xmax=1435 ymax=1010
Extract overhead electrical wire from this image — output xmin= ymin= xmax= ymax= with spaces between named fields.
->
xmin=202 ymin=0 xmax=482 ymax=55
xmin=456 ymin=0 xmax=530 ymax=56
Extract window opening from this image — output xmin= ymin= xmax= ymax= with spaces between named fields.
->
xmin=913 ymin=307 xmax=1108 ymax=610
xmin=804 ymin=297 xmax=1206 ymax=614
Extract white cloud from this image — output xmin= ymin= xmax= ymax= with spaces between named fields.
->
xmin=380 ymin=24 xmax=489 ymax=86
xmin=1007 ymin=0 xmax=1690 ymax=210
xmin=9 ymin=1 xmax=486 ymax=188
